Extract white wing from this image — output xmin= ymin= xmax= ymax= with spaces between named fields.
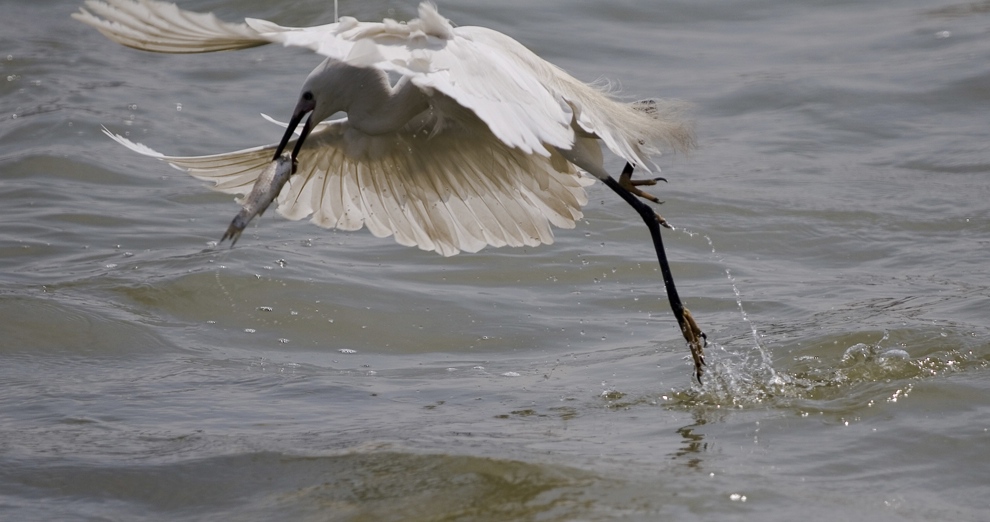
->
xmin=247 ymin=4 xmax=695 ymax=167
xmin=77 ymin=1 xmax=694 ymax=168
xmin=246 ymin=5 xmax=576 ymax=156
xmin=104 ymin=116 xmax=592 ymax=257
xmin=72 ymin=0 xmax=273 ymax=53
xmin=83 ymin=2 xmax=695 ymax=251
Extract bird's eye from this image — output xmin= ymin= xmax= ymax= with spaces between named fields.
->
xmin=302 ymin=91 xmax=314 ymax=101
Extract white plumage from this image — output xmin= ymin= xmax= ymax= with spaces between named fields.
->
xmin=76 ymin=0 xmax=694 ymax=256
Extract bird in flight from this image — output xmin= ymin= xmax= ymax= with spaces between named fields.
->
xmin=74 ymin=0 xmax=707 ymax=382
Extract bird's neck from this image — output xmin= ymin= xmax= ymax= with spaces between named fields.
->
xmin=347 ymin=74 xmax=430 ymax=136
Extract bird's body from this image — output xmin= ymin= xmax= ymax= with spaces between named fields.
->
xmin=76 ymin=0 xmax=707 ymax=381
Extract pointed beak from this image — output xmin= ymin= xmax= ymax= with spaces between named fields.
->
xmin=273 ymin=97 xmax=316 ymax=162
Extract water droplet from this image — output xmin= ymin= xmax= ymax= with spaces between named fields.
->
xmin=175 ymin=103 xmax=182 ymax=111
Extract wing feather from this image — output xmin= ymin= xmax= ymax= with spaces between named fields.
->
xmin=73 ymin=0 xmax=271 ymax=53
xmin=80 ymin=1 xmax=693 ymax=164
xmin=89 ymin=1 xmax=684 ymax=255
xmin=102 ymin=114 xmax=589 ymax=256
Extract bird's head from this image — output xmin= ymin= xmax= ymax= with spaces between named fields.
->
xmin=273 ymin=59 xmax=354 ymax=162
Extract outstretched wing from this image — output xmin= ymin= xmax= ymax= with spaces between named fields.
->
xmin=77 ymin=1 xmax=694 ymax=166
xmin=104 ymin=117 xmax=591 ymax=257
xmin=248 ymin=3 xmax=693 ymax=166
xmin=247 ymin=4 xmax=577 ymax=156
xmin=74 ymin=0 xmax=577 ymax=155
xmin=72 ymin=0 xmax=277 ymax=53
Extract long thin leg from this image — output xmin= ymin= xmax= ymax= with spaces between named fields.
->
xmin=602 ymin=163 xmax=707 ymax=383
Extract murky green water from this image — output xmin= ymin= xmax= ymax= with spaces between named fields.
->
xmin=2 ymin=0 xmax=989 ymax=520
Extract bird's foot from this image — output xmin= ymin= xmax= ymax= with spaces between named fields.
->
xmin=619 ymin=169 xmax=667 ymax=204
xmin=680 ymin=307 xmax=707 ymax=384
xmin=626 ymin=177 xmax=667 ymax=187
xmin=654 ymin=211 xmax=672 ymax=230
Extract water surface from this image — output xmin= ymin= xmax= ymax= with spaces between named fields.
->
xmin=2 ymin=0 xmax=989 ymax=520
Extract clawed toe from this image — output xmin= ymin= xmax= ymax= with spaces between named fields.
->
xmin=681 ymin=308 xmax=707 ymax=384
xmin=628 ymin=176 xmax=667 ymax=187
xmin=654 ymin=211 xmax=672 ymax=229
xmin=620 ymin=166 xmax=667 ymax=204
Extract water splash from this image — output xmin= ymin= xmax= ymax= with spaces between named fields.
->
xmin=210 ymin=247 xmax=236 ymax=309
xmin=660 ymin=228 xmax=987 ymax=411
xmin=671 ymin=227 xmax=787 ymax=406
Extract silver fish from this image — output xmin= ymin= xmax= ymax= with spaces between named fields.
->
xmin=221 ymin=153 xmax=295 ymax=246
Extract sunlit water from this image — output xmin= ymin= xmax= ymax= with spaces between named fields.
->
xmin=2 ymin=0 xmax=990 ymax=520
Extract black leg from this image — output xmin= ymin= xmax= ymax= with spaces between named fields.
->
xmin=602 ymin=163 xmax=707 ymax=383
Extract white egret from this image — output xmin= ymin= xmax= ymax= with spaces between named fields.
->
xmin=74 ymin=0 xmax=707 ymax=381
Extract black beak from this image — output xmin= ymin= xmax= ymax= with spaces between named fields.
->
xmin=273 ymin=97 xmax=316 ymax=162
